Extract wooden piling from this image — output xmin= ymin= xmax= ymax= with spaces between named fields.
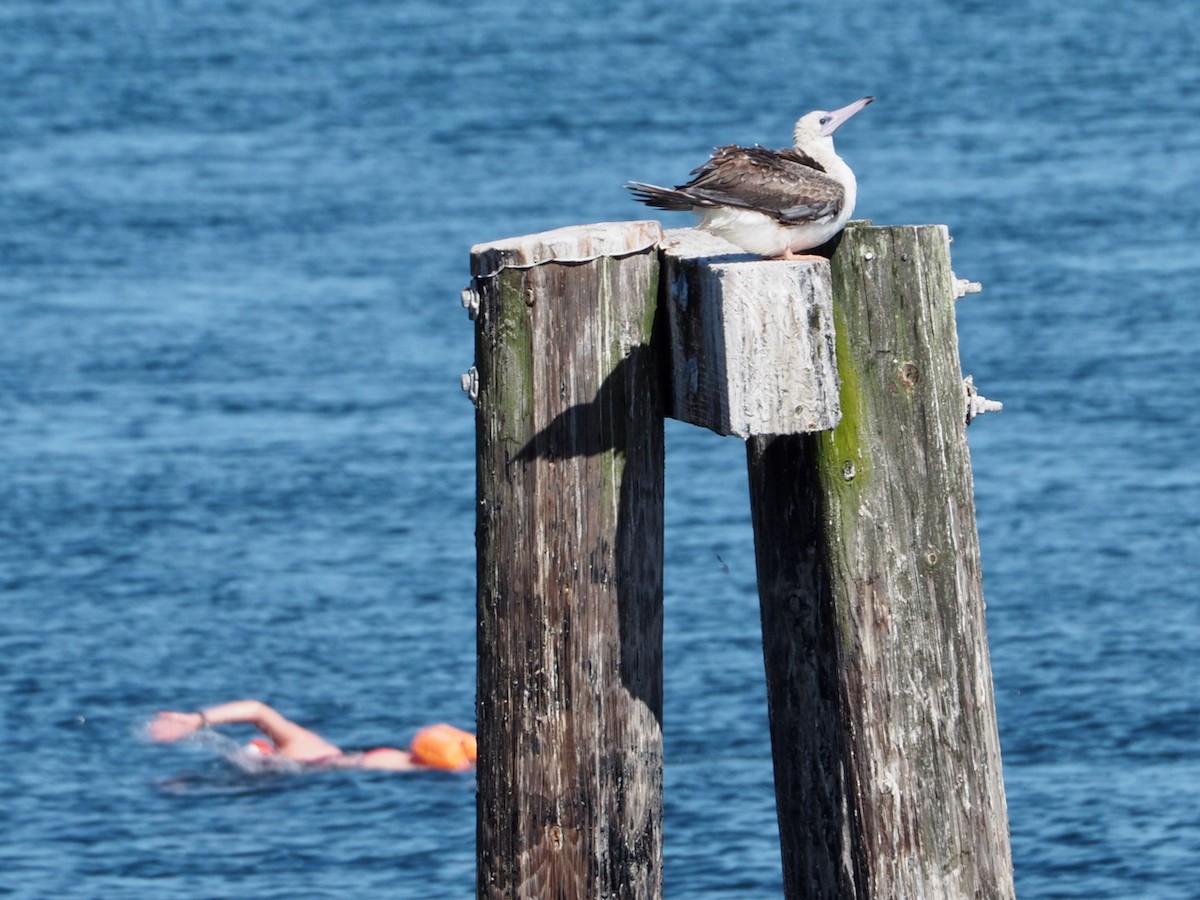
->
xmin=746 ymin=223 xmax=1015 ymax=898
xmin=470 ymin=221 xmax=666 ymax=900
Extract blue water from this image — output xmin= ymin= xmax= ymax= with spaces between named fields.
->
xmin=2 ymin=1 xmax=1198 ymax=896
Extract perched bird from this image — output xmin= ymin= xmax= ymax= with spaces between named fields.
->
xmin=627 ymin=96 xmax=874 ymax=259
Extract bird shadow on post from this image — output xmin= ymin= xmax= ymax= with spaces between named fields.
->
xmin=511 ymin=342 xmax=665 ymax=720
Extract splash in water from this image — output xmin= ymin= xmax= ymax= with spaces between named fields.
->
xmin=153 ymin=724 xmax=304 ymax=781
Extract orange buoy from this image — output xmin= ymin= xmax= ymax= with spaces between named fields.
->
xmin=408 ymin=724 xmax=477 ymax=770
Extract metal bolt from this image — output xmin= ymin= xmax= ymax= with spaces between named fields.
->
xmin=964 ymin=374 xmax=1002 ymax=424
xmin=952 ymin=273 xmax=982 ymax=300
xmin=460 ymin=366 xmax=479 ymax=404
xmin=461 ymin=284 xmax=480 ymax=320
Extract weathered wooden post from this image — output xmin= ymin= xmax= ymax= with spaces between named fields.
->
xmin=746 ymin=222 xmax=1014 ymax=898
xmin=469 ymin=221 xmax=665 ymax=899
xmin=467 ymin=217 xmax=1011 ymax=899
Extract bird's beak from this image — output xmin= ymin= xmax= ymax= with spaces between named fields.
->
xmin=819 ymin=96 xmax=875 ymax=137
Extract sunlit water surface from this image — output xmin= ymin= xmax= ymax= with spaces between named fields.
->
xmin=2 ymin=1 xmax=1198 ymax=896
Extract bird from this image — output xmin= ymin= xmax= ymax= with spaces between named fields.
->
xmin=627 ymin=96 xmax=874 ymax=260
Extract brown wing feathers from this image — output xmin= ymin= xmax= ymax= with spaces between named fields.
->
xmin=627 ymin=146 xmax=844 ymax=225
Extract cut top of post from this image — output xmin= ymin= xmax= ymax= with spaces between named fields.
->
xmin=470 ymin=220 xmax=664 ymax=278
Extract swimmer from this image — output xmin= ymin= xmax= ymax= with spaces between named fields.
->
xmin=148 ymin=700 xmax=476 ymax=772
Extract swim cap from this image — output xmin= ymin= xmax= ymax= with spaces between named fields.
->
xmin=409 ymin=724 xmax=477 ymax=771
xmin=246 ymin=738 xmax=277 ymax=756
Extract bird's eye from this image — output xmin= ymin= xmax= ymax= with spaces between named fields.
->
xmin=818 ymin=115 xmax=832 ymax=127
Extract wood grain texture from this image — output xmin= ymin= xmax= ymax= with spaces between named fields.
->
xmin=747 ymin=223 xmax=1014 ymax=898
xmin=659 ymin=228 xmax=840 ymax=438
xmin=472 ymin=222 xmax=665 ymax=899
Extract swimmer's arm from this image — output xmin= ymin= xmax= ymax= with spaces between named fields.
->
xmin=198 ymin=700 xmax=284 ymax=735
xmin=147 ymin=709 xmax=210 ymax=742
xmin=148 ymin=700 xmax=271 ymax=740
xmin=149 ymin=700 xmax=343 ymax=761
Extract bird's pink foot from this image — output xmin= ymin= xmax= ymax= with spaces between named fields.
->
xmin=768 ymin=249 xmax=825 ymax=262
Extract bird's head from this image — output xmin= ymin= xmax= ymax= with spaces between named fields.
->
xmin=793 ymin=96 xmax=874 ymax=150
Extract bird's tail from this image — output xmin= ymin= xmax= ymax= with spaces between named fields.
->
xmin=626 ymin=182 xmax=699 ymax=212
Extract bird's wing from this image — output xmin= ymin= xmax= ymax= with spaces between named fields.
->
xmin=674 ymin=146 xmax=845 ymax=225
